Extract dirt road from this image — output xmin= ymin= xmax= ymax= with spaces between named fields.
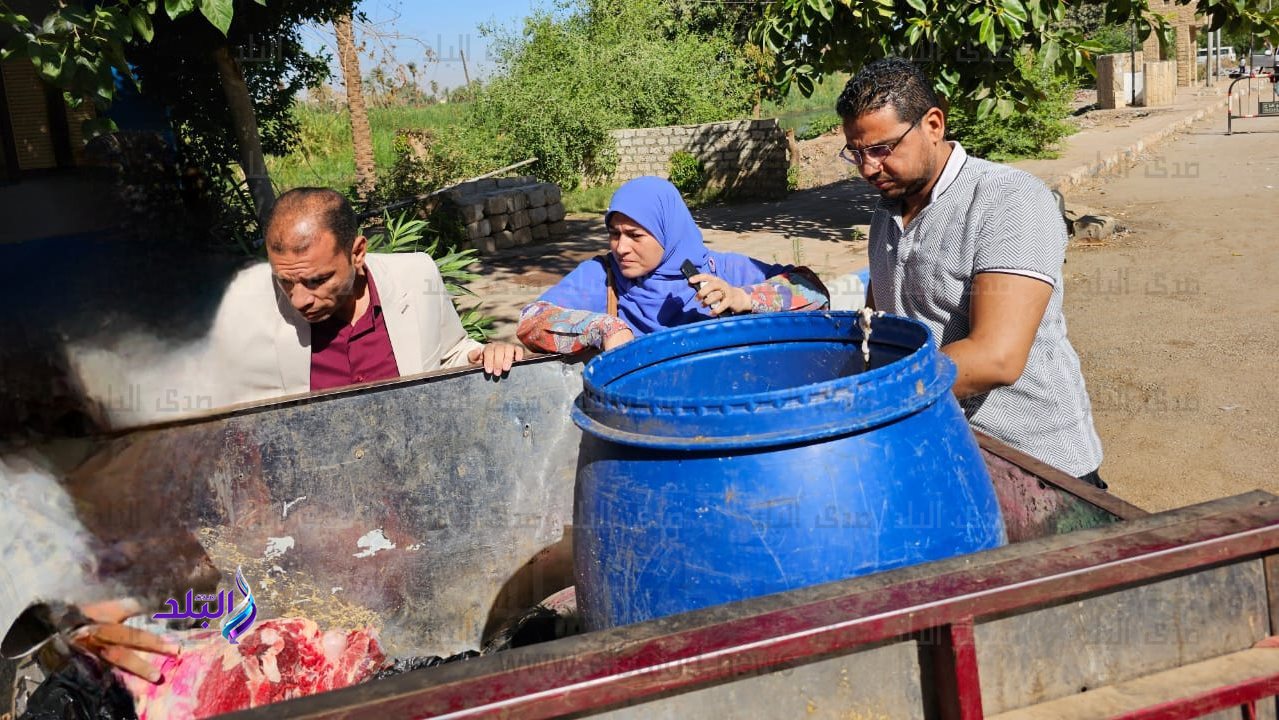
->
xmin=1063 ymin=115 xmax=1279 ymax=511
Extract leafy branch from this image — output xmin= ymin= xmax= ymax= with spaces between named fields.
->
xmin=0 ymin=0 xmax=256 ymax=136
xmin=752 ymin=0 xmax=1279 ymax=119
xmin=363 ymin=211 xmax=494 ymax=341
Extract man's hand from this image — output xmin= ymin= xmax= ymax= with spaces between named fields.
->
xmin=70 ymin=599 xmax=180 ymax=683
xmin=689 ymin=274 xmax=751 ymax=316
xmin=468 ymin=342 xmax=525 ymax=377
xmin=603 ymin=327 xmax=634 ymax=351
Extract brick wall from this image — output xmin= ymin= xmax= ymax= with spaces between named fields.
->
xmin=2 ymin=60 xmax=58 ymax=171
xmin=1141 ymin=0 xmax=1201 ymax=86
xmin=609 ymin=118 xmax=789 ymax=199
xmin=2 ymin=58 xmax=99 ymax=174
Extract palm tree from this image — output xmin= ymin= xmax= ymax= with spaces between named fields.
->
xmin=334 ymin=13 xmax=376 ymax=200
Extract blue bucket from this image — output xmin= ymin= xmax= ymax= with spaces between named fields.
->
xmin=571 ymin=311 xmax=1006 ymax=630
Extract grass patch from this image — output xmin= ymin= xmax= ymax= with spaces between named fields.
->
xmin=563 ymin=183 xmax=619 ymax=215
xmin=682 ymin=184 xmax=723 ymax=209
xmin=266 ymin=103 xmax=469 ymax=192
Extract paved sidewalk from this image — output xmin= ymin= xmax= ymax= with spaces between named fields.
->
xmin=465 ymin=82 xmax=1231 ymax=338
xmin=1017 ymin=82 xmax=1229 ymax=193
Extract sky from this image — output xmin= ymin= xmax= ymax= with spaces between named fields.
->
xmin=303 ymin=0 xmax=548 ymax=94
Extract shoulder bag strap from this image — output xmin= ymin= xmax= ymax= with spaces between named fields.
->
xmin=595 ymin=254 xmax=618 ymax=318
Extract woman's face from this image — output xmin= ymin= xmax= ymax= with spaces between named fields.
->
xmin=608 ymin=212 xmax=665 ymax=278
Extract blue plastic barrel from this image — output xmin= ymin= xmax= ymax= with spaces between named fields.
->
xmin=571 ymin=311 xmax=1006 ymax=630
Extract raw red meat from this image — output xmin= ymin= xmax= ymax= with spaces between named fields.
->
xmin=116 ymin=617 xmax=385 ymax=719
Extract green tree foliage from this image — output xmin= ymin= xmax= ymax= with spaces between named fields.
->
xmin=0 ymin=0 xmax=242 ymax=135
xmin=753 ymin=0 xmax=1279 ymax=118
xmin=1062 ymin=1 xmax=1109 ymax=37
xmin=2 ymin=0 xmax=357 ymax=245
xmin=664 ymin=0 xmax=776 ymax=111
xmin=667 ymin=151 xmax=706 ymax=196
xmin=665 ymin=0 xmax=764 ymax=42
xmin=1063 ymin=1 xmax=1136 ymax=56
xmin=379 ymin=124 xmax=516 ymax=205
xmin=947 ymin=53 xmax=1075 ymax=161
xmin=428 ymin=0 xmax=755 ymax=189
xmin=1216 ymin=24 xmax=1264 ymax=56
xmin=0 ymin=1 xmax=356 ymax=168
xmin=0 ymin=0 xmax=350 ymax=150
xmin=123 ymin=2 xmax=352 ymax=177
xmin=363 ymin=211 xmax=494 ymax=341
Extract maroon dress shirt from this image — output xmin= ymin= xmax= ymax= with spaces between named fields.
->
xmin=310 ymin=270 xmax=400 ymax=391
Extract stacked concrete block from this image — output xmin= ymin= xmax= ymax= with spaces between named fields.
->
xmin=1143 ymin=61 xmax=1177 ymax=107
xmin=1097 ymin=52 xmax=1144 ymax=109
xmin=609 ymin=118 xmax=789 ymax=199
xmin=445 ymin=176 xmax=567 ymax=255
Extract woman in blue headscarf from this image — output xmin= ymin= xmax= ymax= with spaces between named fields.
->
xmin=517 ymin=176 xmax=829 ymax=353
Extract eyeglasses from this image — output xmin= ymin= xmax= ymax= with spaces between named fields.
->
xmin=839 ymin=118 xmax=920 ymax=168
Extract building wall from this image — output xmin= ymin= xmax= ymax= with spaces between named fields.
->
xmin=2 ymin=59 xmax=58 ymax=171
xmin=1 ymin=58 xmax=97 ymax=176
xmin=609 ymin=118 xmax=789 ymax=199
xmin=1141 ymin=0 xmax=1201 ymax=86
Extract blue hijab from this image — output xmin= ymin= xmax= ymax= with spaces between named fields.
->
xmin=538 ymin=176 xmax=776 ymax=336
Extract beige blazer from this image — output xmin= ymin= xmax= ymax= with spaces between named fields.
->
xmin=206 ymin=252 xmax=482 ymax=408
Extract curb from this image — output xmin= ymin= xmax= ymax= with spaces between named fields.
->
xmin=1048 ymin=95 xmax=1228 ymax=195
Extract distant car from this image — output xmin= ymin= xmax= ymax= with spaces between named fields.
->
xmin=1198 ymin=46 xmax=1238 ymax=65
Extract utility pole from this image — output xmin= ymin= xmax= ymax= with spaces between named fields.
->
xmin=1210 ymin=29 xmax=1216 ymax=83
xmin=1217 ymin=29 xmax=1223 ymax=81
xmin=1205 ymin=24 xmax=1212 ymax=87
xmin=1131 ymin=21 xmax=1137 ymax=106
xmin=460 ymin=48 xmax=472 ymax=87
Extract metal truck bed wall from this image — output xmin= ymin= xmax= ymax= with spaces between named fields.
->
xmin=61 ymin=358 xmax=586 ymax=657
xmin=57 ymin=358 xmax=1134 ymax=660
xmin=227 ymin=492 xmax=1279 ymax=720
xmin=48 ymin=357 xmax=1271 ymax=719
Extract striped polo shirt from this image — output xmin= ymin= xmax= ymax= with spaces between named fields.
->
xmin=868 ymin=142 xmax=1103 ymax=477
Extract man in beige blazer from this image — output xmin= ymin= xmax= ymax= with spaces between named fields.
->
xmin=206 ymin=187 xmax=523 ymax=408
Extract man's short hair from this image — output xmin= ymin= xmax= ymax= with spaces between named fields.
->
xmin=836 ymin=57 xmax=940 ymax=125
xmin=265 ymin=187 xmax=359 ymax=254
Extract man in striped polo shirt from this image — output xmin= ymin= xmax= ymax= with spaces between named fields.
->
xmin=836 ymin=58 xmax=1105 ymax=488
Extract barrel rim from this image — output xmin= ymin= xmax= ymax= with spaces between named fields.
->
xmin=573 ymin=312 xmax=955 ymax=450
xmin=581 ymin=311 xmax=928 ymax=404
